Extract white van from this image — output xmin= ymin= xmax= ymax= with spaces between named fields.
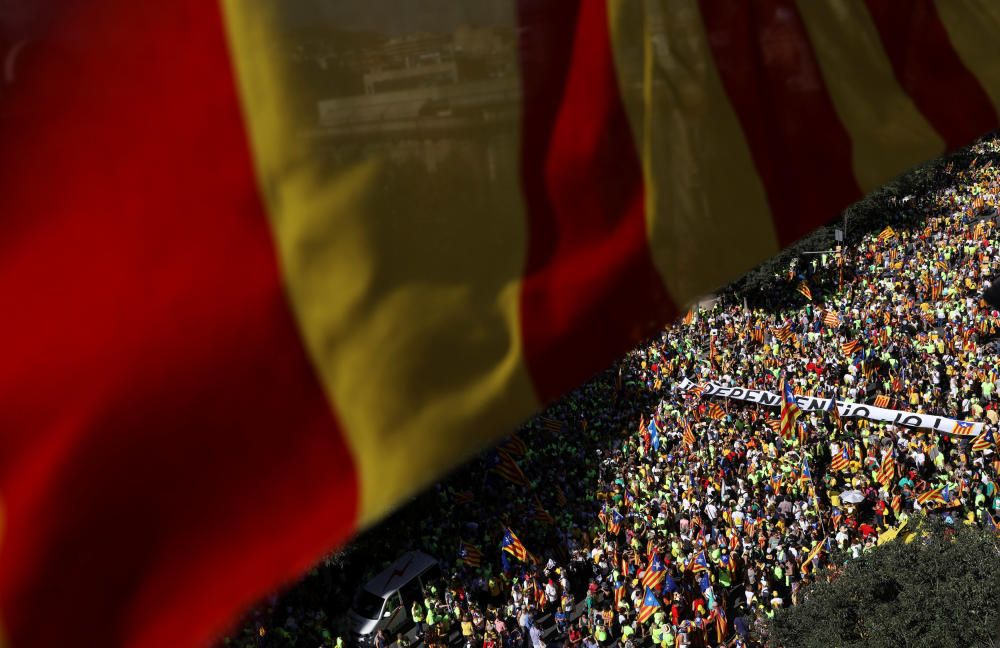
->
xmin=347 ymin=551 xmax=442 ymax=643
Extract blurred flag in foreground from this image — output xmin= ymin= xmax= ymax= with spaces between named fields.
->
xmin=2 ymin=1 xmax=1000 ymax=646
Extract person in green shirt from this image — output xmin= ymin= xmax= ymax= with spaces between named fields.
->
xmin=410 ymin=602 xmax=424 ymax=637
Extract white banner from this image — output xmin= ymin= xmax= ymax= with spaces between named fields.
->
xmin=676 ymin=379 xmax=983 ymax=436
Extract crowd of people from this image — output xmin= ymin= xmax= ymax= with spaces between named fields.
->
xmin=224 ymin=142 xmax=1000 ymax=648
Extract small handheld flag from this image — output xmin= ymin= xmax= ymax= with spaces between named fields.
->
xmin=779 ymin=378 xmax=801 ymax=440
xmin=830 ymin=446 xmax=851 ymax=472
xmin=459 ymin=541 xmax=483 ymax=568
xmin=797 ymin=281 xmax=813 ymax=301
xmin=637 ymin=588 xmax=661 ymax=624
xmin=641 ymin=553 xmax=666 ymax=591
xmin=501 ymin=528 xmax=529 ymax=562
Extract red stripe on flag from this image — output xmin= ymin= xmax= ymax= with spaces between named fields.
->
xmin=699 ymin=0 xmax=863 ymax=247
xmin=0 ymin=2 xmax=357 ymax=647
xmin=864 ymin=0 xmax=998 ymax=151
xmin=517 ymin=0 xmax=676 ymax=403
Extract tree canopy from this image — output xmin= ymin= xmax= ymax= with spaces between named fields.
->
xmin=770 ymin=517 xmax=1000 ymax=648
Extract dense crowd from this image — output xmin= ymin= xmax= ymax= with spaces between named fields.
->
xmin=224 ymin=142 xmax=1000 ymax=648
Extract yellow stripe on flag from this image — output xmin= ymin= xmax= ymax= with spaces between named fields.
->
xmin=934 ymin=0 xmax=1000 ymax=116
xmin=796 ymin=0 xmax=944 ymax=194
xmin=222 ymin=1 xmax=539 ymax=527
xmin=607 ymin=0 xmax=778 ymax=308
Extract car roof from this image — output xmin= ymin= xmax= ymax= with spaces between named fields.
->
xmin=363 ymin=551 xmax=437 ymax=598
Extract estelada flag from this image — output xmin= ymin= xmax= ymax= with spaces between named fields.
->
xmin=4 ymin=2 xmax=1000 ymax=647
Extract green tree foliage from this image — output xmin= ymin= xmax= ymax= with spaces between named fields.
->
xmin=770 ymin=517 xmax=1000 ymax=648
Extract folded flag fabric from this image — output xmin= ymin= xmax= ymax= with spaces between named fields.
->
xmin=823 ymin=311 xmax=840 ymax=327
xmin=4 ymin=2 xmax=1000 ymax=646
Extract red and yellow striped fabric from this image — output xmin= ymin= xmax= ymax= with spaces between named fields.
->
xmin=2 ymin=1 xmax=1000 ymax=647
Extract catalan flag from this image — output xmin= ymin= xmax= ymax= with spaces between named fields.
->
xmin=534 ymin=497 xmax=556 ymax=526
xmin=876 ymin=459 xmax=895 ymax=489
xmin=641 ymin=553 xmax=666 ymax=591
xmin=797 ymin=281 xmax=813 ymax=301
xmin=500 ymin=433 xmax=529 ymax=457
xmin=682 ymin=421 xmax=697 ymax=447
xmin=555 ymin=486 xmax=568 ymax=508
xmin=637 ymin=588 xmax=661 ymax=624
xmin=825 ymin=392 xmax=843 ymax=430
xmin=873 ymin=395 xmax=891 ymax=408
xmin=453 ymin=490 xmax=475 ymax=506
xmin=877 ymin=226 xmax=897 ymax=243
xmin=779 ymin=378 xmax=801 ymax=440
xmin=712 ymin=606 xmax=727 ymax=645
xmin=490 ymin=449 xmax=531 ymax=487
xmin=606 ymin=508 xmax=624 ymax=535
xmin=773 ymin=322 xmax=793 ymax=343
xmin=459 ymin=541 xmax=484 ymax=568
xmin=690 ymin=550 xmax=710 ymax=574
xmin=916 ymin=487 xmax=946 ymax=507
xmin=841 ymin=340 xmax=862 ymax=356
xmin=972 ymin=428 xmax=996 ymax=452
xmin=766 ymin=418 xmax=783 ymax=435
xmin=539 ymin=416 xmax=565 ymax=433
xmin=800 ymin=538 xmax=826 ymax=574
xmin=6 ymin=2 xmax=1000 ymax=645
xmin=952 ymin=420 xmax=979 ymax=437
xmin=891 ymin=494 xmax=903 ymax=516
xmin=930 ymin=279 xmax=944 ymax=301
xmin=614 ymin=580 xmax=626 ymax=610
xmin=707 ymin=402 xmax=726 ymax=420
xmin=823 ymin=311 xmax=840 ymax=327
xmin=800 ymin=456 xmax=814 ymax=485
xmin=830 ymin=446 xmax=851 ymax=472
xmin=501 ymin=528 xmax=529 ymax=562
